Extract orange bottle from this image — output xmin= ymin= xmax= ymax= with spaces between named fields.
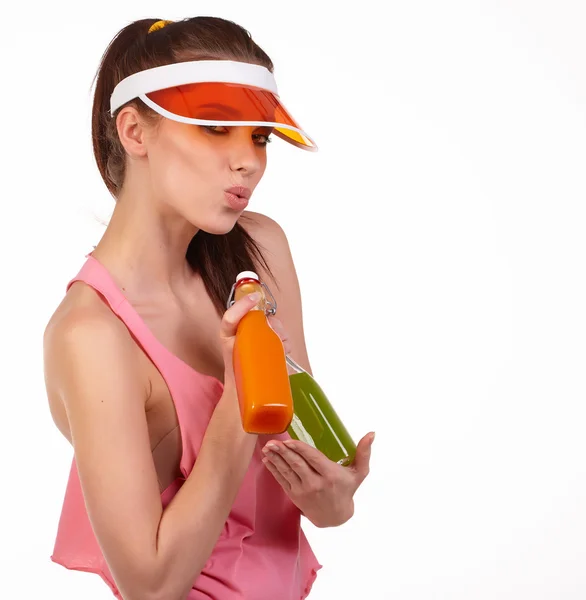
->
xmin=231 ymin=271 xmax=294 ymax=434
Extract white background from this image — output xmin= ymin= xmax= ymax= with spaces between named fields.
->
xmin=1 ymin=1 xmax=585 ymax=598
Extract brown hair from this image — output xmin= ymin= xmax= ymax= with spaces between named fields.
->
xmin=91 ymin=16 xmax=278 ymax=315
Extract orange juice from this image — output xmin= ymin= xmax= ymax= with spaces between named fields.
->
xmin=232 ymin=271 xmax=293 ymax=434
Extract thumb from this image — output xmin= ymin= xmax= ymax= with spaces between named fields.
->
xmin=352 ymin=432 xmax=375 ymax=481
xmin=220 ymin=292 xmax=262 ymax=341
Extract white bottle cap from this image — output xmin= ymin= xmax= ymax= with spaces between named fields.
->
xmin=236 ymin=270 xmax=259 ymax=282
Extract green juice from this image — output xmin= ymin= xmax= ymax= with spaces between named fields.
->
xmin=287 ymin=371 xmax=356 ymax=466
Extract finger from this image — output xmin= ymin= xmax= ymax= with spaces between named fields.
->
xmin=282 ymin=439 xmax=335 ymax=477
xmin=267 ymin=316 xmax=292 ymax=355
xmin=267 ymin=315 xmax=283 ymax=333
xmin=351 ymin=432 xmax=375 ymax=481
xmin=264 ymin=450 xmax=302 ymax=488
xmin=220 ymin=292 xmax=262 ymax=341
xmin=262 ymin=456 xmax=292 ymax=491
xmin=265 ymin=441 xmax=318 ymax=482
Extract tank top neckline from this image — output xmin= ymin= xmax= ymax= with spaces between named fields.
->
xmin=84 ymin=253 xmax=225 ymax=391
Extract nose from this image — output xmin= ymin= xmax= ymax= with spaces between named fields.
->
xmin=229 ymin=130 xmax=264 ymax=176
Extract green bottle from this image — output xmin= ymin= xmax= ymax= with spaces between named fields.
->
xmin=286 ymin=356 xmax=357 ymax=466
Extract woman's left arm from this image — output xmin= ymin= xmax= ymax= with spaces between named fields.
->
xmin=239 ymin=211 xmax=375 ymax=528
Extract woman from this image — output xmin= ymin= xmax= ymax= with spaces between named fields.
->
xmin=43 ymin=16 xmax=374 ymax=600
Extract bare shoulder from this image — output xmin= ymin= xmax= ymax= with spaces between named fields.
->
xmin=239 ymin=210 xmax=313 ymax=374
xmin=238 ymin=209 xmax=299 ymax=306
xmin=239 ymin=210 xmax=295 ymax=281
xmin=43 ymin=283 xmax=150 ymax=443
xmin=239 ymin=210 xmax=289 ymax=252
xmin=44 ymin=281 xmax=132 ymax=369
xmin=45 ymin=280 xmax=119 ymax=338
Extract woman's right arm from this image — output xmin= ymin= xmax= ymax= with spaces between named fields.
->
xmin=44 ymin=293 xmax=262 ymax=600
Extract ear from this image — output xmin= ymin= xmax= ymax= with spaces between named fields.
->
xmin=115 ymin=106 xmax=150 ymax=159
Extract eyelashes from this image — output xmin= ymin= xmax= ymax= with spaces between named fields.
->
xmin=202 ymin=125 xmax=273 ymax=147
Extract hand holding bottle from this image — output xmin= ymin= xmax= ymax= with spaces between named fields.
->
xmin=218 ymin=290 xmax=265 ymax=389
xmin=260 ymin=432 xmax=375 ymax=528
xmin=229 ymin=271 xmax=294 ymax=434
xmin=202 ymin=291 xmax=267 ymax=449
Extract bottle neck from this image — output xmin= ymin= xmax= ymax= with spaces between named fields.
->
xmin=235 ymin=279 xmax=266 ymax=311
xmin=286 ymin=355 xmax=307 ymax=375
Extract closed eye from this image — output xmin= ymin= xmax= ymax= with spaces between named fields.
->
xmin=202 ymin=126 xmax=273 ymax=147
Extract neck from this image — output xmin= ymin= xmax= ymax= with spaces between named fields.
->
xmin=91 ymin=191 xmax=199 ymax=302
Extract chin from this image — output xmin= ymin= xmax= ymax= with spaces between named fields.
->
xmin=190 ymin=212 xmax=240 ymax=236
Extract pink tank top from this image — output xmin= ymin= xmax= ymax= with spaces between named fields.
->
xmin=50 ymin=253 xmax=322 ymax=599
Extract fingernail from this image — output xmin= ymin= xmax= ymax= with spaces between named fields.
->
xmin=264 ymin=443 xmax=278 ymax=452
xmin=370 ymin=432 xmax=376 ymax=444
xmin=248 ymin=292 xmax=261 ymax=302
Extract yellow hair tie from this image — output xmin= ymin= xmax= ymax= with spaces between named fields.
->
xmin=148 ymin=20 xmax=173 ymax=34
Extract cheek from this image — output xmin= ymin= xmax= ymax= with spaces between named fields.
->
xmin=152 ymin=136 xmax=216 ymax=194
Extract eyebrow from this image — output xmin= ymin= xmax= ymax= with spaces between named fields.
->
xmin=198 ymin=103 xmax=244 ymax=118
